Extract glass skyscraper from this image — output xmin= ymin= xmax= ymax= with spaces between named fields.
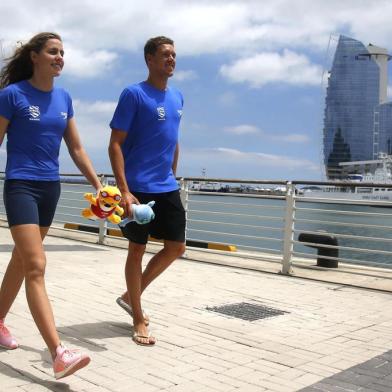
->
xmin=323 ymin=35 xmax=391 ymax=179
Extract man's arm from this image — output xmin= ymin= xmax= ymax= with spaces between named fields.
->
xmin=108 ymin=128 xmax=139 ymax=217
xmin=172 ymin=142 xmax=179 ymax=177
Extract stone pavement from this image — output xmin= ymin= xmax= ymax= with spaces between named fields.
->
xmin=0 ymin=227 xmax=391 ymax=392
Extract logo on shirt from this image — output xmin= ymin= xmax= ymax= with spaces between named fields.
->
xmin=60 ymin=112 xmax=68 ymax=120
xmin=28 ymin=106 xmax=40 ymax=121
xmin=157 ymin=106 xmax=166 ymax=121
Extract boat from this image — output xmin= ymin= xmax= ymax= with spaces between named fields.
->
xmin=189 ymin=181 xmax=225 ymax=192
xmin=301 ymin=155 xmax=392 ymax=203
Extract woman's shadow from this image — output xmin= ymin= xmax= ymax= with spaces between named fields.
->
xmin=0 ymin=320 xmax=132 ymax=391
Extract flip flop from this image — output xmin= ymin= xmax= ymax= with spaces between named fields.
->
xmin=132 ymin=332 xmax=156 ymax=346
xmin=116 ymin=297 xmax=150 ymax=326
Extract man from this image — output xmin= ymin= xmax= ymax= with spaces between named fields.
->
xmin=108 ymin=36 xmax=185 ymax=346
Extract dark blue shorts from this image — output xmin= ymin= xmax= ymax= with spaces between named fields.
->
xmin=120 ymin=190 xmax=186 ymax=245
xmin=3 ymin=179 xmax=61 ymax=227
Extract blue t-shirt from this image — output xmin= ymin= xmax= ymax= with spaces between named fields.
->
xmin=110 ymin=81 xmax=183 ymax=193
xmin=0 ymin=80 xmax=73 ymax=180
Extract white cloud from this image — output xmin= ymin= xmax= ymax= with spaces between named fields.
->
xmin=181 ymin=146 xmax=319 ymax=178
xmin=1 ymin=1 xmax=391 ymax=83
xmin=59 ymin=99 xmax=117 ymax=172
xmin=224 ymin=125 xmax=261 ymax=135
xmin=271 ymin=133 xmax=310 ymax=143
xmin=62 ymin=46 xmax=118 ymax=78
xmin=2 ymin=0 xmax=392 ymax=59
xmin=218 ymin=92 xmax=236 ymax=106
xmin=172 ymin=70 xmax=198 ymax=81
xmin=220 ymin=50 xmax=322 ymax=88
xmin=72 ymin=99 xmax=116 ymax=145
xmin=73 ymin=99 xmax=117 ymax=116
xmin=212 ymin=148 xmax=318 ymax=170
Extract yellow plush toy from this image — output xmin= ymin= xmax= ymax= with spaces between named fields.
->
xmin=82 ymin=185 xmax=124 ymax=224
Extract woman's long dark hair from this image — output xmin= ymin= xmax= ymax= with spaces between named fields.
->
xmin=0 ymin=32 xmax=61 ymax=88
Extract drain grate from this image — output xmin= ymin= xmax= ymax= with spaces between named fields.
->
xmin=206 ymin=302 xmax=288 ymax=321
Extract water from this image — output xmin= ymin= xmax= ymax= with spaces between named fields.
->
xmin=185 ymin=193 xmax=392 ymax=268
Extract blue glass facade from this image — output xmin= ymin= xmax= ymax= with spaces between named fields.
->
xmin=324 ymin=35 xmax=385 ymax=178
xmin=379 ymin=102 xmax=392 ymax=155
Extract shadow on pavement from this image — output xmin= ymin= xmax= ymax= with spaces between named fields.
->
xmin=57 ymin=321 xmax=133 ymax=351
xmin=0 ymin=360 xmax=79 ymax=392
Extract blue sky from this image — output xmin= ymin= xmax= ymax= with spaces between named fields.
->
xmin=1 ymin=0 xmax=392 ymax=181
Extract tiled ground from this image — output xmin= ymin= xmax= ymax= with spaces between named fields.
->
xmin=300 ymin=349 xmax=392 ymax=392
xmin=0 ymin=227 xmax=391 ymax=391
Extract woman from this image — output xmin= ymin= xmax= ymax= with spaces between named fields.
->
xmin=0 ymin=32 xmax=101 ymax=379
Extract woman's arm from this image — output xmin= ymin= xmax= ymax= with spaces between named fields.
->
xmin=0 ymin=116 xmax=9 ymax=147
xmin=63 ymin=117 xmax=101 ymax=190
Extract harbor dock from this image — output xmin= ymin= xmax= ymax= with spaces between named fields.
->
xmin=0 ymin=225 xmax=391 ymax=391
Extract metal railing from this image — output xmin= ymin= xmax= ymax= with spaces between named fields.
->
xmin=0 ymin=175 xmax=392 ymax=274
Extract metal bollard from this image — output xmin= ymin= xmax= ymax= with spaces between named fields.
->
xmin=298 ymin=231 xmax=339 ymax=268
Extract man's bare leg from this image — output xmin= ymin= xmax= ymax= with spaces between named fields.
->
xmin=121 ymin=240 xmax=185 ymax=338
xmin=124 ymin=242 xmax=154 ymax=344
xmin=121 ymin=239 xmax=184 ymax=295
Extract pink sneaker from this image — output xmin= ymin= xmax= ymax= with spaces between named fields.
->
xmin=0 ymin=319 xmax=18 ymax=350
xmin=53 ymin=344 xmax=90 ymax=379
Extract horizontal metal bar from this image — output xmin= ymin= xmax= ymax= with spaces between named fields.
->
xmin=294 ymin=229 xmax=392 ymax=243
xmin=56 ymin=205 xmax=84 ymax=211
xmin=295 ymin=217 xmax=392 ymax=230
xmin=293 ymin=239 xmax=392 ymax=256
xmin=295 ymin=206 xmax=392 ymax=218
xmin=188 ymin=219 xmax=283 ymax=231
xmin=187 ymin=228 xmax=283 ymax=242
xmin=292 ymin=250 xmax=392 ymax=269
xmin=298 ymin=196 xmax=392 ymax=206
xmin=188 ymin=209 xmax=284 ymax=221
xmin=188 ymin=199 xmax=283 ymax=210
xmin=189 ymin=191 xmax=285 ymax=200
xmin=293 ymin=180 xmax=392 ymax=188
xmin=293 ymin=250 xmax=339 ymax=261
xmin=184 ymin=177 xmax=287 ymax=185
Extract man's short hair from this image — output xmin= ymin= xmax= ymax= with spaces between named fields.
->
xmin=144 ymin=36 xmax=174 ymax=63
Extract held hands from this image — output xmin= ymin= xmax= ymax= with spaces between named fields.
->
xmin=119 ymin=201 xmax=156 ymax=227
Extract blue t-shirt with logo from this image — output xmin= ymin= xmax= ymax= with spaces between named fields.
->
xmin=0 ymin=80 xmax=73 ymax=180
xmin=110 ymin=81 xmax=183 ymax=193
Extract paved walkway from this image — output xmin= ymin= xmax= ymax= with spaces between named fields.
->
xmin=0 ymin=227 xmax=391 ymax=391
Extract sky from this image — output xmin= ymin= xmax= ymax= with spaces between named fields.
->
xmin=1 ymin=0 xmax=392 ymax=181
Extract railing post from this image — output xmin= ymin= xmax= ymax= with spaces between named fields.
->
xmin=98 ymin=175 xmax=108 ymax=244
xmin=281 ymin=182 xmax=295 ymax=275
xmin=179 ymin=178 xmax=189 ymax=254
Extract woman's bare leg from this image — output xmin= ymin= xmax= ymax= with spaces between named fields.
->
xmin=0 ymin=226 xmax=49 ymax=319
xmin=10 ymin=224 xmax=60 ymax=359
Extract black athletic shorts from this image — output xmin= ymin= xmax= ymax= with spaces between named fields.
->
xmin=120 ymin=189 xmax=186 ymax=245
xmin=3 ymin=179 xmax=61 ymax=227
